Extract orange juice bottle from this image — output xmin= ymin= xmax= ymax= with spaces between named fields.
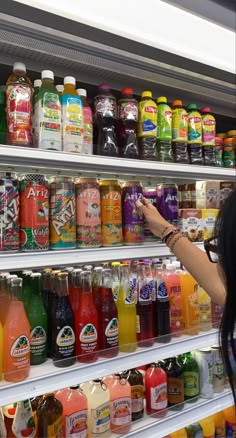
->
xmin=212 ymin=411 xmax=226 ymax=437
xmin=3 ymin=277 xmax=30 ymax=382
xmin=180 ymin=270 xmax=199 ymax=335
xmin=199 ymin=416 xmax=215 ymax=437
xmin=165 ymin=264 xmax=183 ymax=337
xmin=224 ymin=406 xmax=236 ymax=436
xmin=171 ymin=429 xmax=187 ymax=438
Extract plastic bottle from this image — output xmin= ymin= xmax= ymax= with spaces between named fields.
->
xmin=166 ymin=356 xmax=184 ymax=409
xmin=137 ymin=91 xmax=157 ymax=160
xmin=224 ymin=406 xmax=236 ymax=437
xmin=212 ymin=410 xmax=226 ymax=437
xmin=187 ymin=104 xmax=203 ymax=165
xmin=201 ymin=107 xmax=216 ymax=166
xmin=117 ymin=88 xmax=139 ymax=158
xmin=86 ymin=379 xmax=110 ymax=437
xmin=56 ymin=84 xmax=64 ymax=95
xmin=108 ymin=374 xmax=132 ymax=434
xmin=117 ymin=264 xmax=137 ymax=353
xmin=6 ymin=62 xmax=32 ymax=146
xmin=77 ymin=88 xmax=93 ymax=154
xmin=37 ymin=393 xmax=63 ymax=438
xmin=182 ymin=352 xmax=200 ymax=401
xmin=172 ymin=99 xmax=189 ymax=163
xmin=215 ymin=137 xmax=223 ymax=167
xmin=223 ymin=137 xmax=235 ymax=168
xmin=170 ymin=429 xmax=187 ymax=438
xmin=26 ymin=273 xmax=47 ymax=365
xmin=165 ymin=264 xmax=183 ymax=337
xmin=198 ymin=286 xmax=212 ymax=331
xmin=34 ymin=70 xmax=61 ymax=150
xmin=12 ymin=400 xmax=36 ymax=438
xmin=156 ymin=96 xmax=173 ymax=162
xmin=154 ymin=268 xmax=171 ymax=342
xmin=123 ymin=368 xmax=144 ymax=421
xmin=0 ymin=90 xmax=6 ymax=144
xmin=180 ymin=270 xmax=199 ymax=335
xmin=199 ymin=416 xmax=215 ymax=438
xmin=52 ymin=272 xmax=76 ymax=367
xmin=55 ymin=385 xmax=88 ymax=437
xmin=3 ymin=277 xmax=30 ymax=382
xmin=75 ymin=270 xmax=99 ymax=362
xmin=61 ymin=76 xmax=83 ymax=153
xmin=94 ymin=83 xmax=118 ymax=157
xmin=136 ymin=263 xmax=154 ymax=347
xmin=145 ymin=363 xmax=167 ymax=416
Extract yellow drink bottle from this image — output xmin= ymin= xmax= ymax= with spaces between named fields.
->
xmin=199 ymin=416 xmax=215 ymax=437
xmin=198 ymin=286 xmax=212 ymax=331
xmin=180 ymin=270 xmax=199 ymax=335
xmin=117 ymin=264 xmax=137 ymax=353
xmin=212 ymin=410 xmax=225 ymax=437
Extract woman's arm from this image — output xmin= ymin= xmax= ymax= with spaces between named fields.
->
xmin=136 ymin=199 xmax=226 ymax=306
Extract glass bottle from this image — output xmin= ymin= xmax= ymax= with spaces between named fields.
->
xmin=166 ymin=357 xmax=184 ymax=409
xmin=123 ymin=368 xmax=144 ymax=421
xmin=182 ymin=352 xmax=200 ymax=402
xmin=37 ymin=393 xmax=63 ymax=438
xmin=86 ymin=379 xmax=110 ymax=437
xmin=55 ymin=385 xmax=88 ymax=437
xmin=145 ymin=363 xmax=167 ymax=417
xmin=136 ymin=263 xmax=154 ymax=347
xmin=109 ymin=374 xmax=132 ymax=434
xmin=12 ymin=400 xmax=36 ymax=438
xmin=154 ymin=266 xmax=171 ymax=343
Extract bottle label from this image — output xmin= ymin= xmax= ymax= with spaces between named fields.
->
xmin=188 ymin=111 xmax=202 ymax=143
xmin=202 ymin=114 xmax=216 ymax=146
xmin=167 ymin=377 xmax=184 ymax=404
xmin=10 ymin=335 xmax=30 ymax=358
xmin=6 ymin=84 xmax=32 ymax=145
xmin=3 ymin=404 xmax=17 ymax=419
xmin=34 ymin=91 xmax=62 ymax=150
xmin=47 ymin=415 xmax=63 ymax=438
xmin=199 ymin=302 xmax=211 ymax=324
xmin=157 ymin=278 xmax=168 ymax=300
xmin=112 ymin=282 xmax=120 ymax=302
xmin=65 ymin=409 xmax=88 ymax=438
xmin=0 ymin=178 xmax=20 ymax=251
xmin=183 ymin=371 xmax=199 ymax=396
xmin=20 ymin=181 xmax=49 ymax=251
xmin=111 ymin=397 xmax=131 ymax=426
xmin=150 ymin=383 xmax=167 ymax=410
xmin=139 ymin=280 xmax=153 ymax=302
xmin=105 ymin=318 xmax=119 ymax=347
xmin=76 ymin=182 xmax=101 ymax=248
xmin=30 ymin=326 xmax=47 ymax=356
xmin=79 ymin=323 xmax=98 ymax=354
xmin=12 ymin=400 xmax=36 ymax=438
xmin=61 ymin=96 xmax=83 ymax=153
xmin=137 ymin=101 xmax=157 ymax=137
xmin=94 ymin=95 xmax=117 ymax=119
xmin=50 ymin=183 xmax=76 ymax=249
xmin=101 ymin=188 xmax=122 ymax=246
xmin=91 ymin=402 xmax=110 ymax=435
xmin=83 ymin=106 xmax=93 ymax=153
xmin=118 ymin=101 xmax=138 ymax=121
xmin=225 ymin=421 xmax=236 ymax=437
xmin=172 ymin=108 xmax=188 ymax=141
xmin=157 ymin=105 xmax=172 ymax=141
xmin=124 ymin=281 xmax=135 ymax=305
xmin=131 ymin=385 xmax=144 ymax=413
xmin=169 ymin=283 xmax=183 ymax=332
xmin=56 ymin=325 xmax=75 ymax=357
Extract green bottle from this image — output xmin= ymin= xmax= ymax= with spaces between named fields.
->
xmin=21 ymin=270 xmax=32 ymax=312
xmin=182 ymin=352 xmax=200 ymax=402
xmin=156 ymin=96 xmax=173 ymax=162
xmin=26 ymin=273 xmax=48 ymax=365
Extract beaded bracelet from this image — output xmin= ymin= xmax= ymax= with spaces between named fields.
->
xmin=160 ymin=225 xmax=173 ymax=240
xmin=164 ymin=228 xmax=179 ymax=245
xmin=168 ymin=232 xmax=185 ymax=253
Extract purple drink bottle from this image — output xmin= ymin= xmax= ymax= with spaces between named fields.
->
xmin=94 ymin=84 xmax=118 ymax=157
xmin=122 ymin=181 xmax=144 ymax=245
xmin=156 ymin=184 xmax=179 ymax=226
xmin=117 ymin=88 xmax=139 ymax=159
xmin=136 ymin=263 xmax=154 ymax=347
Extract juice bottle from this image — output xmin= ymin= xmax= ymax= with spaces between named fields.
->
xmin=199 ymin=416 xmax=215 ymax=438
xmin=31 ymin=395 xmax=42 ymax=436
xmin=3 ymin=404 xmax=16 ymax=438
xmin=212 ymin=410 xmax=226 ymax=437
xmin=198 ymin=286 xmax=212 ymax=331
xmin=52 ymin=272 xmax=76 ymax=367
xmin=201 ymin=107 xmax=216 ymax=166
xmin=99 ymin=268 xmax=119 ymax=358
xmin=224 ymin=406 xmax=236 ymax=437
xmin=75 ymin=270 xmax=99 ymax=363
xmin=172 ymin=99 xmax=189 ymax=164
xmin=6 ymin=62 xmax=32 ymax=146
xmin=165 ymin=264 xmax=183 ymax=337
xmin=109 ymin=374 xmax=132 ymax=434
xmin=166 ymin=356 xmax=184 ymax=409
xmin=187 ymin=104 xmax=203 ymax=165
xmin=0 ymin=407 xmax=7 ymax=438
xmin=180 ymin=270 xmax=199 ymax=335
xmin=156 ymin=96 xmax=173 ymax=162
xmin=86 ymin=379 xmax=110 ymax=437
xmin=55 ymin=386 xmax=88 ymax=437
xmin=61 ymin=76 xmax=83 ymax=153
xmin=145 ymin=363 xmax=167 ymax=416
xmin=186 ymin=423 xmax=203 ymax=437
xmin=137 ymin=91 xmax=157 ymax=160
xmin=171 ymin=429 xmax=187 ymax=438
xmin=94 ymin=84 xmax=118 ymax=157
xmin=12 ymin=400 xmax=36 ymax=438
xmin=77 ymin=88 xmax=93 ymax=154
xmin=117 ymin=88 xmax=139 ymax=159
xmin=123 ymin=368 xmax=144 ymax=421
xmin=154 ymin=268 xmax=171 ymax=342
xmin=136 ymin=263 xmax=154 ymax=347
xmin=92 ymin=266 xmax=103 ymax=315
xmin=26 ymin=273 xmax=48 ymax=365
xmin=182 ymin=352 xmax=200 ymax=401
xmin=117 ymin=264 xmax=137 ymax=353
xmin=3 ymin=277 xmax=30 ymax=382
xmin=34 ymin=70 xmax=61 ymax=150
xmin=37 ymin=393 xmax=63 ymax=438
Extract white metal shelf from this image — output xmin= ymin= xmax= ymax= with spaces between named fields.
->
xmin=0 ymin=145 xmax=235 ymax=181
xmin=0 ymin=242 xmax=204 ymax=271
xmin=0 ymin=328 xmax=219 ymax=406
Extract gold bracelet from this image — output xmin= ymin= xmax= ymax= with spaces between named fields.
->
xmin=168 ymin=232 xmax=184 ymax=253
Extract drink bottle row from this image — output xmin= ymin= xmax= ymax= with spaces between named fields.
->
xmin=0 ymin=348 xmax=229 ymax=438
xmin=1 ymin=62 xmax=235 ymax=166
xmin=0 ymin=258 xmax=223 ymax=383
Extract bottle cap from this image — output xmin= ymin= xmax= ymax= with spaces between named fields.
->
xmin=187 ymin=103 xmax=198 ymax=110
xmin=172 ymin=261 xmax=181 ymax=269
xmin=227 ymin=130 xmax=236 ymax=137
xmin=215 ymin=137 xmax=223 ymax=144
xmin=33 ymin=79 xmax=42 ymax=88
xmin=41 ymin=70 xmax=54 ymax=80
xmin=141 ymin=91 xmax=152 ymax=98
xmin=77 ymin=88 xmax=87 ymax=97
xmin=216 ymin=132 xmax=226 ymax=139
xmin=157 ymin=96 xmax=167 ymax=103
xmin=121 ymin=87 xmax=133 ymax=95
xmin=13 ymin=62 xmax=26 ymax=73
xmin=166 ymin=263 xmax=175 ymax=271
xmin=56 ymin=85 xmax=64 ymax=93
xmin=201 ymin=106 xmax=211 ymax=113
xmin=223 ymin=137 xmax=235 ymax=145
xmin=172 ymin=99 xmax=182 ymax=107
xmin=64 ymin=76 xmax=76 ymax=85
xmin=98 ymin=83 xmax=110 ymax=92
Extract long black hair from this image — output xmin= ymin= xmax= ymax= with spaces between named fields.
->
xmin=217 ymin=189 xmax=236 ymax=402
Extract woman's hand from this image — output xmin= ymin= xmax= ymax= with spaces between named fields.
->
xmin=136 ymin=198 xmax=170 ymax=238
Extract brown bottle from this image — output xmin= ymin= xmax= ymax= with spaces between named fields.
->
xmin=166 ymin=357 xmax=184 ymax=409
xmin=123 ymin=368 xmax=144 ymax=421
xmin=37 ymin=393 xmax=63 ymax=437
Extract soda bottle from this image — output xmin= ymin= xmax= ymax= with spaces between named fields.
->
xmin=75 ymin=270 xmax=99 ymax=363
xmin=154 ymin=266 xmax=171 ymax=342
xmin=55 ymin=386 xmax=88 ymax=437
xmin=109 ymin=374 xmax=132 ymax=434
xmin=137 ymin=91 xmax=157 ymax=160
xmin=201 ymin=106 xmax=216 ymax=166
xmin=180 ymin=270 xmax=199 ymax=335
xmin=77 ymin=88 xmax=93 ymax=154
xmin=12 ymin=400 xmax=36 ymax=438
xmin=117 ymin=264 xmax=137 ymax=353
xmin=92 ymin=266 xmax=103 ymax=313
xmin=172 ymin=99 xmax=189 ymax=164
xmin=41 ymin=268 xmax=52 ymax=312
xmin=145 ymin=363 xmax=167 ymax=416
xmin=69 ymin=268 xmax=82 ymax=313
xmin=111 ymin=262 xmax=120 ymax=302
xmin=166 ymin=357 xmax=184 ymax=409
xmin=123 ymin=368 xmax=144 ymax=421
xmin=0 ymin=273 xmax=11 ymax=326
xmin=136 ymin=263 xmax=154 ymax=347
xmin=52 ymin=272 xmax=76 ymax=367
xmin=156 ymin=96 xmax=173 ymax=162
xmin=182 ymin=352 xmax=200 ymax=402
xmin=47 ymin=270 xmax=60 ymax=357
xmin=37 ymin=393 xmax=63 ymax=438
xmin=187 ymin=104 xmax=203 ymax=165
xmin=117 ymin=88 xmax=139 ymax=158
xmin=85 ymin=379 xmax=110 ymax=437
xmin=94 ymin=84 xmax=118 ymax=157
xmin=99 ymin=269 xmax=119 ymax=358
xmin=215 ymin=137 xmax=224 ymax=167
xmin=165 ymin=264 xmax=183 ymax=337
xmin=26 ymin=273 xmax=47 ymax=365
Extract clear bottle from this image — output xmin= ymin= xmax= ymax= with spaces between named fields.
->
xmin=156 ymin=96 xmax=173 ymax=162
xmin=6 ymin=62 xmax=32 ymax=146
xmin=111 ymin=262 xmax=120 ymax=303
xmin=117 ymin=88 xmax=139 ymax=159
xmin=94 ymin=84 xmax=118 ymax=157
xmin=37 ymin=393 xmax=63 ymax=438
xmin=109 ymin=374 xmax=132 ymax=434
xmin=137 ymin=91 xmax=157 ymax=160
xmin=77 ymin=88 xmax=93 ymax=154
xmin=61 ymin=76 xmax=83 ymax=153
xmin=86 ymin=379 xmax=110 ymax=437
xmin=136 ymin=263 xmax=154 ymax=347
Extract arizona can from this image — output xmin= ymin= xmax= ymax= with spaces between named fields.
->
xmin=76 ymin=177 xmax=101 ymax=247
xmin=143 ymin=188 xmax=158 ymax=241
xmin=194 ymin=347 xmax=213 ymax=399
xmin=49 ymin=176 xmax=76 ymax=249
xmin=157 ymin=183 xmax=178 ymax=226
xmin=0 ymin=172 xmax=20 ymax=251
xmin=122 ymin=181 xmax=144 ymax=245
xmin=20 ymin=174 xmax=49 ymax=251
xmin=100 ymin=180 xmax=122 ymax=246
